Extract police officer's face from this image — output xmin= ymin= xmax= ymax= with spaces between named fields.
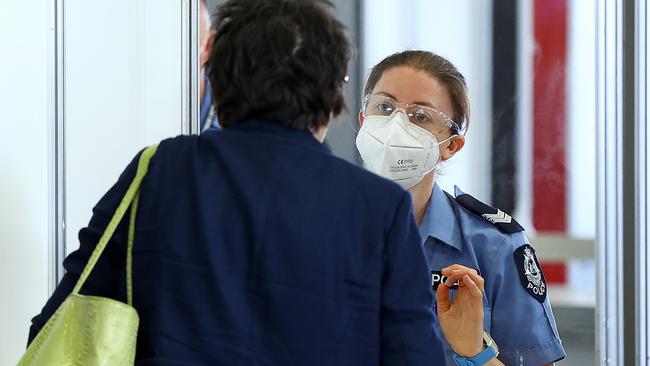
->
xmin=364 ymin=66 xmax=461 ymax=161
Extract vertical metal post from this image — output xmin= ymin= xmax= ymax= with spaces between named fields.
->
xmin=515 ymin=0 xmax=534 ymax=230
xmin=48 ymin=0 xmax=66 ymax=292
xmin=596 ymin=0 xmax=625 ymax=363
xmin=326 ymin=0 xmax=362 ymax=164
xmin=181 ymin=0 xmax=200 ymax=135
xmin=491 ymin=0 xmax=518 ymax=213
xmin=635 ymin=0 xmax=649 ymax=362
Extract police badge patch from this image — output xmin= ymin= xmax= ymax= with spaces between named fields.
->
xmin=513 ymin=244 xmax=547 ymax=302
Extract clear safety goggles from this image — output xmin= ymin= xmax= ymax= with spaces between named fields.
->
xmin=362 ymin=93 xmax=462 ymax=135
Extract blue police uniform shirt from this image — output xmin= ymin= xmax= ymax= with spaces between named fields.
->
xmin=200 ymin=77 xmax=220 ymax=131
xmin=420 ymin=183 xmax=566 ymax=365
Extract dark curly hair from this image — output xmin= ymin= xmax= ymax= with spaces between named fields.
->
xmin=206 ymin=0 xmax=351 ymax=130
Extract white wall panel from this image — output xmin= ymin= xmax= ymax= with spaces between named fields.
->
xmin=567 ymin=0 xmax=597 ymax=239
xmin=64 ymin=0 xmax=183 ymax=255
xmin=0 ymin=0 xmax=50 ymax=363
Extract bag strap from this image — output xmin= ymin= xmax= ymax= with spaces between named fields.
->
xmin=72 ymin=144 xmax=159 ymax=306
xmin=126 ymin=189 xmax=141 ymax=305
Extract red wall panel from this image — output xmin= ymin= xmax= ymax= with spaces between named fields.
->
xmin=533 ymin=0 xmax=568 ymax=232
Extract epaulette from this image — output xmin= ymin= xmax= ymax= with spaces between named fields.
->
xmin=454 ymin=191 xmax=524 ymax=234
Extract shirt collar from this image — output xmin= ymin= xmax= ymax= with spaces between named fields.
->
xmin=200 ymin=78 xmax=215 ymax=127
xmin=419 ymin=183 xmax=463 ymax=251
xmin=231 ymin=119 xmax=329 ymax=153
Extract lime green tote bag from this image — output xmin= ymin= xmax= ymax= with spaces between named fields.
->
xmin=18 ymin=144 xmax=158 ymax=366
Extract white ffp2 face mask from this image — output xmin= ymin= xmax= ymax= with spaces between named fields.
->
xmin=356 ymin=112 xmax=450 ymax=189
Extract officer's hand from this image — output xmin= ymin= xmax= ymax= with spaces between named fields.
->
xmin=436 ymin=264 xmax=485 ymax=357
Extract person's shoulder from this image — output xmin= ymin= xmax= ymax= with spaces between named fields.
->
xmin=448 ymin=185 xmax=530 ymax=251
xmin=449 ymin=187 xmax=546 ymax=298
xmin=162 ymin=130 xmax=405 ymax=192
xmin=316 ymin=152 xmax=411 ymax=218
xmin=450 ymin=185 xmax=524 ymax=234
xmin=131 ymin=134 xmax=204 ymax=178
xmin=154 ymin=133 xmax=222 ymax=161
xmin=338 ymin=155 xmax=408 ymax=198
xmin=154 ymin=133 xmax=200 ymax=153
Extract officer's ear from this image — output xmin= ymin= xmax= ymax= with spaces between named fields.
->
xmin=441 ymin=135 xmax=465 ymax=161
xmin=358 ymin=110 xmax=364 ymax=127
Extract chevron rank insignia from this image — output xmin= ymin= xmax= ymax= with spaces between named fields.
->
xmin=454 ymin=190 xmax=524 ymax=234
xmin=482 ymin=210 xmax=512 ymax=224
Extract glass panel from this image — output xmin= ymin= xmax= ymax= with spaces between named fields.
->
xmin=0 ymin=1 xmax=50 ymax=363
xmin=636 ymin=0 xmax=649 ymax=361
xmin=360 ymin=0 xmax=596 ymax=364
xmin=64 ymin=0 xmax=184 ymax=255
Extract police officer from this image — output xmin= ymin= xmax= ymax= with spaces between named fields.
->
xmin=356 ymin=50 xmax=566 ymax=366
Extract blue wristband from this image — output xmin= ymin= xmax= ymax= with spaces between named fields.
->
xmin=452 ymin=331 xmax=499 ymax=366
xmin=452 ymin=347 xmax=497 ymax=366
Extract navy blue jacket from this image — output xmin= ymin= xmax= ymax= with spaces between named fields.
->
xmin=29 ymin=119 xmax=444 ymax=365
